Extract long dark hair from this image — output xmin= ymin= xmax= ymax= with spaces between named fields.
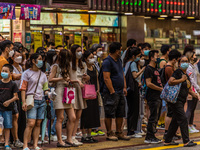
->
xmin=71 ymin=44 xmax=83 ymax=71
xmin=46 ymin=50 xmax=57 ymax=66
xmin=58 ymin=49 xmax=72 ymax=78
xmin=123 ymin=47 xmax=141 ymax=67
xmin=26 ymin=53 xmax=41 ymax=69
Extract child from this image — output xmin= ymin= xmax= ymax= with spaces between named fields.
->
xmin=0 ymin=64 xmax=18 ymax=150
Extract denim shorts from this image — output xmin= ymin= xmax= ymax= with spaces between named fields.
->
xmin=0 ymin=111 xmax=12 ymax=128
xmin=27 ymin=99 xmax=46 ymax=120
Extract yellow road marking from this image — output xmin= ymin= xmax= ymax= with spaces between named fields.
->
xmin=140 ymin=141 xmax=200 ymax=150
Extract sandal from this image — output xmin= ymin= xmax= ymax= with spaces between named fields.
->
xmin=57 ymin=142 xmax=71 ymax=148
xmin=184 ymin=141 xmax=197 ymax=147
xmin=65 ymin=140 xmax=79 ymax=147
xmin=34 ymin=147 xmax=43 ymax=150
xmin=164 ymin=141 xmax=179 ymax=146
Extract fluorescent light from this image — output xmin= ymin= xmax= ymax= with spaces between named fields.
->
xmin=171 ymin=19 xmax=178 ymax=21
xmin=67 ymin=10 xmax=76 ymax=12
xmin=15 ymin=6 xmax=21 ymax=9
xmin=196 ymin=20 xmax=200 ymax=22
xmin=43 ymin=7 xmax=54 ymax=10
xmin=144 ymin=16 xmax=151 ymax=19
xmin=125 ymin=13 xmax=133 ymax=15
xmin=160 ymin=15 xmax=168 ymax=18
xmin=158 ymin=18 xmax=165 ymax=20
xmin=187 ymin=17 xmax=195 ymax=19
xmin=174 ymin=16 xmax=181 ymax=18
xmin=88 ymin=10 xmax=96 ymax=13
xmin=61 ymin=9 xmax=68 ymax=11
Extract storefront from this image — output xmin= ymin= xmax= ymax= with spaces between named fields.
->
xmin=29 ymin=12 xmax=120 ymax=52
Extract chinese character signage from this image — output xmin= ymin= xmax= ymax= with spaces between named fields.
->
xmin=20 ymin=4 xmax=41 ymax=20
xmin=0 ymin=3 xmax=16 ymax=19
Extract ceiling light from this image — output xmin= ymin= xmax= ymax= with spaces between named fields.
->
xmin=67 ymin=10 xmax=76 ymax=12
xmin=160 ymin=15 xmax=168 ymax=18
xmin=187 ymin=17 xmax=195 ymax=19
xmin=174 ymin=16 xmax=181 ymax=18
xmin=43 ymin=7 xmax=54 ymax=10
xmin=144 ymin=16 xmax=151 ymax=19
xmin=196 ymin=20 xmax=200 ymax=22
xmin=125 ymin=13 xmax=133 ymax=15
xmin=171 ymin=19 xmax=178 ymax=21
xmin=158 ymin=17 xmax=165 ymax=20
xmin=88 ymin=10 xmax=96 ymax=13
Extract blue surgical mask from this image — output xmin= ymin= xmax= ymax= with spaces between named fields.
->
xmin=180 ymin=63 xmax=189 ymax=70
xmin=134 ymin=57 xmax=140 ymax=62
xmin=1 ymin=72 xmax=9 ymax=79
xmin=36 ymin=60 xmax=43 ymax=69
xmin=144 ymin=50 xmax=150 ymax=56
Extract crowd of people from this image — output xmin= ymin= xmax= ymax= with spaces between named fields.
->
xmin=0 ymin=37 xmax=199 ymax=150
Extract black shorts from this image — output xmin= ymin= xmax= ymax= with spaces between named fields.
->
xmin=167 ymin=102 xmax=173 ymax=117
xmin=103 ymin=93 xmax=125 ymax=118
xmin=12 ymin=102 xmax=19 ymax=115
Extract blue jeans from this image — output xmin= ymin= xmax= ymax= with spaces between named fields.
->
xmin=27 ymin=99 xmax=46 ymax=119
xmin=0 ymin=111 xmax=12 ymax=129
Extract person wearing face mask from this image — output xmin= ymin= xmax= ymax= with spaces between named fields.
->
xmin=162 ymin=50 xmax=182 ymax=141
xmin=0 ymin=40 xmax=14 ymax=79
xmin=141 ymin=43 xmax=151 ymax=66
xmin=123 ymin=47 xmax=145 ymax=138
xmin=185 ymin=52 xmax=200 ymax=134
xmin=164 ymin=56 xmax=198 ymax=147
xmin=144 ymin=50 xmax=163 ymax=144
xmin=20 ymin=53 xmax=49 ymax=150
xmin=102 ymin=42 xmax=130 ymax=141
xmin=80 ymin=51 xmax=100 ymax=143
xmin=9 ymin=48 xmax=24 ymax=148
xmin=69 ymin=45 xmax=90 ymax=146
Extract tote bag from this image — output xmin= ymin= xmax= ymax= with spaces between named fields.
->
xmin=160 ymin=82 xmax=182 ymax=104
xmin=62 ymin=87 xmax=75 ymax=104
xmin=82 ymin=84 xmax=97 ymax=100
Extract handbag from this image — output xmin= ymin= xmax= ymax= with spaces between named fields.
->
xmin=160 ymin=82 xmax=182 ymax=104
xmin=82 ymin=84 xmax=97 ymax=100
xmin=62 ymin=87 xmax=76 ymax=104
xmin=49 ymin=64 xmax=60 ymax=87
xmin=26 ymin=71 xmax=41 ymax=110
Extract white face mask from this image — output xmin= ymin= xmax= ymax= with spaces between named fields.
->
xmin=76 ymin=51 xmax=82 ymax=59
xmin=139 ymin=59 xmax=145 ymax=66
xmin=14 ymin=56 xmax=22 ymax=63
xmin=88 ymin=58 xmax=95 ymax=64
xmin=9 ymin=50 xmax=14 ymax=57
xmin=97 ymin=51 xmax=103 ymax=57
xmin=94 ymin=55 xmax=97 ymax=61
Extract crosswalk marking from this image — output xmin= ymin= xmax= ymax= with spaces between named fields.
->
xmin=140 ymin=141 xmax=200 ymax=150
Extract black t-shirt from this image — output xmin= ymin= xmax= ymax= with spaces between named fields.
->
xmin=0 ymin=80 xmax=18 ymax=111
xmin=172 ymin=69 xmax=191 ymax=102
xmin=144 ymin=65 xmax=162 ymax=101
xmin=144 ymin=59 xmax=150 ymax=66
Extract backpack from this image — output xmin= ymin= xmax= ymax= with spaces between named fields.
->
xmin=125 ymin=62 xmax=137 ymax=91
xmin=141 ymin=72 xmax=148 ymax=98
xmin=158 ymin=65 xmax=171 ymax=86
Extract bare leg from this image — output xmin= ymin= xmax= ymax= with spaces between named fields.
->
xmin=72 ymin=109 xmax=82 ymax=136
xmin=104 ymin=118 xmax=112 ymax=132
xmin=65 ymin=108 xmax=76 ymax=143
xmin=55 ymin=109 xmax=65 ymax=145
xmin=116 ymin=118 xmax=123 ymax=132
xmin=165 ymin=116 xmax=172 ymax=131
xmin=33 ymin=119 xmax=42 ymax=148
xmin=4 ymin=129 xmax=10 ymax=146
xmin=23 ymin=119 xmax=36 ymax=149
xmin=11 ymin=113 xmax=19 ymax=142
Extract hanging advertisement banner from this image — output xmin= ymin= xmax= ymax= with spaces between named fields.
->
xmin=33 ymin=32 xmax=42 ymax=52
xmin=55 ymin=34 xmax=63 ymax=47
xmin=74 ymin=35 xmax=82 ymax=46
xmin=92 ymin=36 xmax=100 ymax=44
xmin=0 ymin=3 xmax=16 ymax=19
xmin=13 ymin=33 xmax=22 ymax=43
xmin=25 ymin=33 xmax=31 ymax=44
xmin=20 ymin=4 xmax=41 ymax=20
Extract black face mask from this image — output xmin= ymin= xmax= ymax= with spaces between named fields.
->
xmin=194 ymin=58 xmax=198 ymax=63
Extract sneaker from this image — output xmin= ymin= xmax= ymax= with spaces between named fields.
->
xmin=172 ymin=134 xmax=181 ymax=140
xmin=42 ymin=140 xmax=48 ymax=144
xmin=138 ymin=130 xmax=146 ymax=136
xmin=123 ymin=125 xmax=127 ymax=130
xmin=157 ymin=124 xmax=165 ymax=130
xmin=128 ymin=133 xmax=142 ymax=138
xmin=62 ymin=135 xmax=67 ymax=140
xmin=144 ymin=138 xmax=152 ymax=144
xmin=91 ymin=131 xmax=98 ymax=137
xmin=81 ymin=137 xmax=98 ymax=143
xmin=51 ymin=135 xmax=58 ymax=141
xmin=14 ymin=139 xmax=23 ymax=148
xmin=23 ymin=148 xmax=30 ymax=150
xmin=115 ymin=132 xmax=131 ymax=141
xmin=4 ymin=145 xmax=12 ymax=150
xmin=38 ymin=141 xmax=42 ymax=145
xmin=151 ymin=138 xmax=162 ymax=144
xmin=192 ymin=125 xmax=199 ymax=133
xmin=106 ymin=131 xmax=118 ymax=141
xmin=96 ymin=130 xmax=105 ymax=136
xmin=189 ymin=126 xmax=196 ymax=133
xmin=75 ymin=132 xmax=82 ymax=139
xmin=72 ymin=138 xmax=83 ymax=146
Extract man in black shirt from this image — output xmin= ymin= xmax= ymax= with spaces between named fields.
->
xmin=144 ymin=50 xmax=163 ymax=144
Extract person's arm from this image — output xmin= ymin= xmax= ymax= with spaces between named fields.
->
xmin=48 ymin=65 xmax=63 ymax=82
xmin=160 ymin=61 xmax=167 ymax=69
xmin=189 ymin=88 xmax=199 ymax=99
xmin=12 ymin=73 xmax=21 ymax=80
xmin=168 ymin=75 xmax=187 ymax=86
xmin=96 ymin=72 xmax=100 ymax=93
xmin=103 ymin=72 xmax=115 ymax=94
xmin=123 ymin=73 xmax=127 ymax=96
xmin=146 ymin=78 xmax=163 ymax=92
xmin=132 ymin=67 xmax=145 ymax=79
xmin=3 ymin=93 xmax=19 ymax=107
xmin=187 ymin=66 xmax=200 ymax=93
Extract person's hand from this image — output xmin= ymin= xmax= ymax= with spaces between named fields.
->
xmin=160 ymin=87 xmax=163 ymax=92
xmin=181 ymin=74 xmax=187 ymax=82
xmin=78 ymin=81 xmax=84 ymax=88
xmin=3 ymin=101 xmax=10 ymax=107
xmin=123 ymin=88 xmax=127 ymax=96
xmin=22 ymin=102 xmax=27 ymax=112
xmin=194 ymin=93 xmax=199 ymax=99
xmin=82 ymin=74 xmax=90 ymax=82
xmin=96 ymin=90 xmax=100 ymax=94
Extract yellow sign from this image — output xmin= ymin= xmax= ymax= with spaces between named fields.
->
xmin=74 ymin=35 xmax=82 ymax=46
xmin=33 ymin=32 xmax=42 ymax=52
xmin=92 ymin=36 xmax=99 ymax=44
xmin=55 ymin=34 xmax=63 ymax=47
